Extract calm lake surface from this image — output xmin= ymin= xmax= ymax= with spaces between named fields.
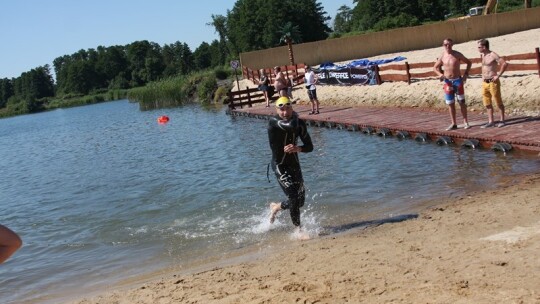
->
xmin=1 ymin=100 xmax=539 ymax=303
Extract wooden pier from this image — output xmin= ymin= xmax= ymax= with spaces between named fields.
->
xmin=228 ymin=104 xmax=540 ymax=153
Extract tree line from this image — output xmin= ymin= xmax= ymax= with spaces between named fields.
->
xmin=1 ymin=0 xmax=535 ymax=116
xmin=333 ymin=0 xmax=536 ymax=34
xmin=0 ymin=39 xmax=227 ymax=114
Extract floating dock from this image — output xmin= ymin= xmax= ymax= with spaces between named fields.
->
xmin=228 ymin=104 xmax=540 ymax=153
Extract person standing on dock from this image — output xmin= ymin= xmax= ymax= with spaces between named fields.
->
xmin=478 ymin=39 xmax=508 ymax=128
xmin=273 ymin=66 xmax=288 ymax=97
xmin=434 ymin=38 xmax=472 ymax=131
xmin=304 ymin=65 xmax=320 ymax=115
xmin=268 ymin=96 xmax=313 ymax=239
xmin=256 ymin=69 xmax=271 ymax=107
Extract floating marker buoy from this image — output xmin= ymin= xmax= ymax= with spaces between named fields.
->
xmin=491 ymin=142 xmax=513 ymax=153
xmin=157 ymin=115 xmax=170 ymax=124
xmin=462 ymin=139 xmax=480 ymax=149
xmin=395 ymin=130 xmax=410 ymax=139
xmin=348 ymin=124 xmax=359 ymax=132
xmin=436 ymin=136 xmax=453 ymax=145
xmin=325 ymin=121 xmax=336 ymax=128
xmin=414 ymin=133 xmax=429 ymax=142
xmin=361 ymin=126 xmax=374 ymax=134
xmin=377 ymin=128 xmax=392 ymax=137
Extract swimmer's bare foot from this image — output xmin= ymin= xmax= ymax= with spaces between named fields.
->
xmin=294 ymin=227 xmax=310 ymax=241
xmin=269 ymin=202 xmax=281 ymax=224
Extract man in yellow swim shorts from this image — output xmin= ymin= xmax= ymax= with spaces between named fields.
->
xmin=478 ymin=39 xmax=508 ymax=128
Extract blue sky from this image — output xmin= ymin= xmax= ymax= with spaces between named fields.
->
xmin=0 ymin=0 xmax=354 ymax=79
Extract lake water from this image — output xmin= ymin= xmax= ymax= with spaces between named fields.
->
xmin=1 ymin=100 xmax=539 ymax=303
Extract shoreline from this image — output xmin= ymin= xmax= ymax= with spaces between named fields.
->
xmin=73 ymin=172 xmax=540 ymax=303
xmin=69 ymin=29 xmax=540 ymax=303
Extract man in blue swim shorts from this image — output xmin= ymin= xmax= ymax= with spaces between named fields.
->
xmin=434 ymin=38 xmax=472 ymax=131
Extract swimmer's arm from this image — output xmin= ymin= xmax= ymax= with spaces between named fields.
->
xmin=298 ymin=120 xmax=313 ymax=153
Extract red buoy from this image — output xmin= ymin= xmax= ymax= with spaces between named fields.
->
xmin=157 ymin=115 xmax=169 ymax=124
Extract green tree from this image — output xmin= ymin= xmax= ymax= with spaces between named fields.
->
xmin=0 ymin=78 xmax=14 ymax=108
xmin=350 ymin=0 xmax=452 ymax=32
xmin=163 ymin=42 xmax=195 ymax=76
xmin=278 ymin=22 xmax=302 ymax=65
xmin=417 ymin=0 xmax=446 ymax=21
xmin=334 ymin=5 xmax=353 ymax=33
xmin=207 ymin=14 xmax=231 ymax=63
xmin=226 ymin=0 xmax=330 ymax=54
xmin=53 ymin=55 xmax=73 ymax=95
xmin=126 ymin=41 xmax=164 ymax=86
xmin=64 ymin=61 xmax=95 ymax=95
xmin=14 ymin=66 xmax=54 ymax=99
xmin=208 ymin=40 xmax=226 ymax=67
xmin=193 ymin=42 xmax=212 ymax=70
xmin=95 ymin=45 xmax=129 ymax=88
xmin=373 ymin=13 xmax=420 ymax=31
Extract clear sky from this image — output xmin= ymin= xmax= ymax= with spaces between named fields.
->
xmin=0 ymin=0 xmax=354 ymax=79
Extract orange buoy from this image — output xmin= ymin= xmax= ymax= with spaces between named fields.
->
xmin=157 ymin=115 xmax=170 ymax=124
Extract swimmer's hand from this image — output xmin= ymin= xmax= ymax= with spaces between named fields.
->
xmin=284 ymin=144 xmax=301 ymax=153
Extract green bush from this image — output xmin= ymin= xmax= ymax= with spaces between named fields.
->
xmin=198 ymin=77 xmax=217 ymax=103
xmin=0 ymin=97 xmax=29 ymax=117
xmin=128 ymin=76 xmax=190 ymax=111
xmin=373 ymin=13 xmax=420 ymax=32
xmin=214 ymin=67 xmax=230 ymax=80
xmin=213 ymin=85 xmax=230 ymax=104
xmin=125 ymin=70 xmax=229 ymax=110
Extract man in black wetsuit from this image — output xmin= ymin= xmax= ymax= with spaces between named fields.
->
xmin=268 ymin=96 xmax=313 ymax=235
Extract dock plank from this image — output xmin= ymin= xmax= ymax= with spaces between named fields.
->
xmin=228 ymin=104 xmax=540 ymax=153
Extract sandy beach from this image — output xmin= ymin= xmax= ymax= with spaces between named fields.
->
xmin=316 ymin=29 xmax=540 ymax=117
xmin=244 ymin=28 xmax=540 ymax=117
xmin=74 ymin=173 xmax=540 ymax=303
xmin=72 ymin=29 xmax=540 ymax=304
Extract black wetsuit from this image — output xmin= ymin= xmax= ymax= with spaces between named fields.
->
xmin=268 ymin=112 xmax=313 ymax=226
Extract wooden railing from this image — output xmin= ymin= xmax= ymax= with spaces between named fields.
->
xmin=242 ymin=63 xmax=307 ymax=88
xmin=228 ymin=48 xmax=539 ymax=108
xmin=377 ymin=47 xmax=540 ymax=84
xmin=224 ymin=87 xmax=280 ymax=110
xmin=226 ymin=63 xmax=307 ymax=109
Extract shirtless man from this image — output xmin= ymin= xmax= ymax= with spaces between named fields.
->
xmin=273 ymin=66 xmax=288 ymax=97
xmin=478 ymin=39 xmax=508 ymax=128
xmin=434 ymin=38 xmax=472 ymax=131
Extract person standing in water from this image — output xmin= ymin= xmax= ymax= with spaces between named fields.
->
xmin=267 ymin=96 xmax=313 ymax=238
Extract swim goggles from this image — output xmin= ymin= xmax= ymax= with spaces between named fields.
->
xmin=275 ymin=101 xmax=292 ymax=109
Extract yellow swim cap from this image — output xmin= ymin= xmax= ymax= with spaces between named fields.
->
xmin=275 ymin=96 xmax=291 ymax=108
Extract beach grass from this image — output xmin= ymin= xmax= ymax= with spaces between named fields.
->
xmin=128 ymin=68 xmax=232 ymax=111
